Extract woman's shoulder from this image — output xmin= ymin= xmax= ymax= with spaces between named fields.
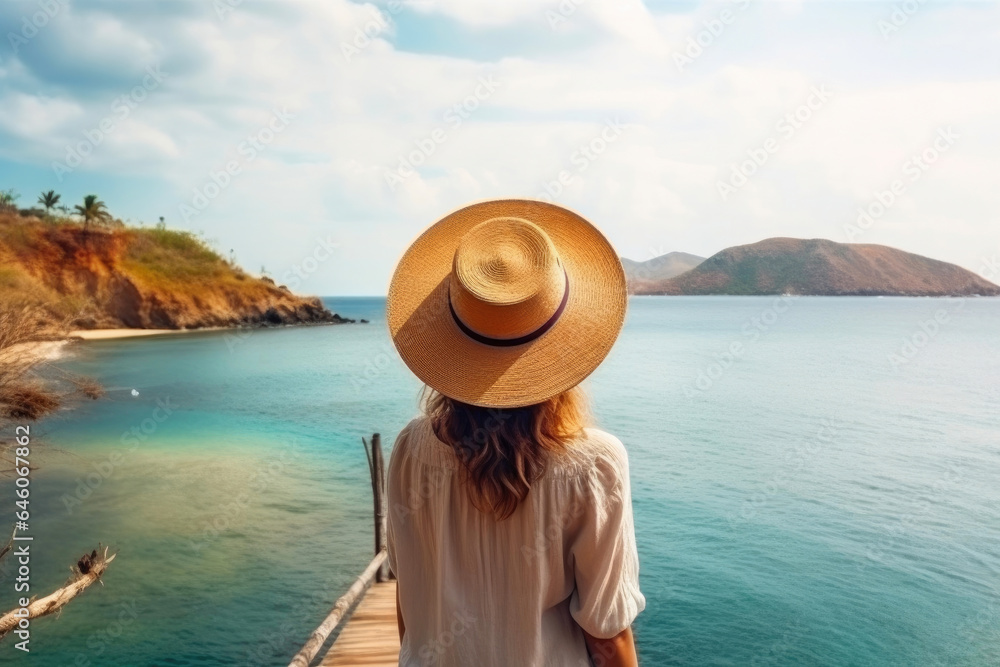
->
xmin=546 ymin=427 xmax=630 ymax=481
xmin=581 ymin=427 xmax=628 ymax=461
xmin=389 ymin=415 xmax=458 ymax=470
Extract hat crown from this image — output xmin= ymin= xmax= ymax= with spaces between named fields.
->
xmin=450 ymin=217 xmax=567 ymax=340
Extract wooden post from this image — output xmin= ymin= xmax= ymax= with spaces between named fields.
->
xmin=370 ymin=433 xmax=391 ymax=583
xmin=289 ymin=435 xmax=396 ymax=666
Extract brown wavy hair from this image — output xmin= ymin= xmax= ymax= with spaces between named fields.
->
xmin=422 ymin=385 xmax=591 ymax=520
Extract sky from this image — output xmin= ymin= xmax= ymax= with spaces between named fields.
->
xmin=1 ymin=0 xmax=998 ymax=295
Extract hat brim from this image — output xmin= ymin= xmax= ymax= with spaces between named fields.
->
xmin=387 ymin=199 xmax=627 ymax=408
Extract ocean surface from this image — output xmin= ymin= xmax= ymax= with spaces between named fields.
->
xmin=4 ymin=296 xmax=999 ymax=666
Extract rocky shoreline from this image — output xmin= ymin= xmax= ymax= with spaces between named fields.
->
xmin=0 ymin=218 xmax=365 ymax=332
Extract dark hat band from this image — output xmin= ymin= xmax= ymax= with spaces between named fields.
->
xmin=448 ymin=269 xmax=570 ymax=347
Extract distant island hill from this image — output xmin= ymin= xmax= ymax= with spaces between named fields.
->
xmin=623 ymin=238 xmax=999 ymax=297
xmin=4 ymin=196 xmax=997 ymax=338
xmin=0 ymin=206 xmax=356 ymax=331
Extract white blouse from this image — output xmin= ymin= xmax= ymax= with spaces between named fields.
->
xmin=387 ymin=416 xmax=645 ymax=666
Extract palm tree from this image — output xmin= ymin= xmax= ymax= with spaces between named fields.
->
xmin=73 ymin=195 xmax=111 ymax=232
xmin=37 ymin=190 xmax=60 ymax=213
xmin=0 ymin=189 xmax=18 ymax=210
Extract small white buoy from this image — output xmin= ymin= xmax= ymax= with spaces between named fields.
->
xmin=131 ymin=389 xmax=140 ymax=397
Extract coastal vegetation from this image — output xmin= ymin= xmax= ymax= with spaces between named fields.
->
xmin=0 ymin=305 xmax=66 ymax=422
xmin=0 ymin=190 xmax=19 ymax=211
xmin=0 ymin=193 xmax=348 ymax=330
xmin=0 ymin=189 xmax=354 ymax=649
xmin=37 ymin=190 xmax=60 ymax=213
xmin=0 ymin=302 xmax=114 ymax=646
xmin=0 ymin=185 xmax=355 ymax=645
xmin=72 ymin=194 xmax=111 ymax=233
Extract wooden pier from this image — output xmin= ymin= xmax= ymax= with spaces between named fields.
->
xmin=319 ymin=581 xmax=399 ymax=666
xmin=288 ymin=434 xmax=401 ymax=667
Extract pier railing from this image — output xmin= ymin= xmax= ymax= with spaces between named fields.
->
xmin=287 ymin=433 xmax=394 ymax=667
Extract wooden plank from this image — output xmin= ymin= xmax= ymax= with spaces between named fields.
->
xmin=288 ymin=552 xmax=388 ymax=667
xmin=320 ymin=581 xmax=400 ymax=667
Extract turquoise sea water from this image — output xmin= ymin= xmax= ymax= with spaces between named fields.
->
xmin=3 ymin=296 xmax=999 ymax=666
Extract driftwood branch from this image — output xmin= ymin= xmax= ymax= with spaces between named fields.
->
xmin=0 ymin=546 xmax=117 ymax=641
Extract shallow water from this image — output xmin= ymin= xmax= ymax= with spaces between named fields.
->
xmin=4 ymin=296 xmax=999 ymax=665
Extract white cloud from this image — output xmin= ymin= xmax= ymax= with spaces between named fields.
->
xmin=1 ymin=0 xmax=999 ymax=294
xmin=406 ymin=0 xmax=546 ymax=27
xmin=0 ymin=92 xmax=82 ymax=138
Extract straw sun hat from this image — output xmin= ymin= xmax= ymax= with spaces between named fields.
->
xmin=387 ymin=199 xmax=627 ymax=408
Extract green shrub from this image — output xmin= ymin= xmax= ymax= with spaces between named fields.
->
xmin=123 ymin=228 xmax=230 ymax=284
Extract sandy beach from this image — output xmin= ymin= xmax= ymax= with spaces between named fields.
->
xmin=72 ymin=329 xmax=185 ymax=340
xmin=13 ymin=328 xmax=222 ymax=363
xmin=70 ymin=327 xmax=225 ymax=340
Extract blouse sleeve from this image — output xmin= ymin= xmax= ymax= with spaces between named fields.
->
xmin=568 ymin=433 xmax=646 ymax=639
